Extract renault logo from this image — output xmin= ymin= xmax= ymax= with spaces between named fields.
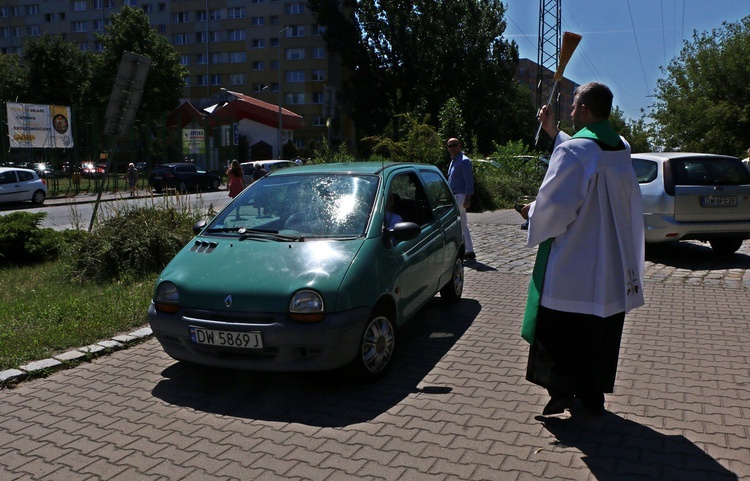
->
xmin=224 ymin=295 xmax=233 ymax=308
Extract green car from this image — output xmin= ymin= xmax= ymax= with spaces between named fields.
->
xmin=148 ymin=162 xmax=465 ymax=377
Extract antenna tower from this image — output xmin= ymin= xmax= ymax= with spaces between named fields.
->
xmin=536 ymin=0 xmax=561 ymax=122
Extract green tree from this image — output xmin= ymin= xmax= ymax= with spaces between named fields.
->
xmin=651 ymin=15 xmax=750 ymax=156
xmin=21 ymin=34 xmax=90 ymax=106
xmin=0 ymin=54 xmax=27 ymax=102
xmin=308 ymin=0 xmax=535 ymax=154
xmin=609 ymin=107 xmax=653 ymax=153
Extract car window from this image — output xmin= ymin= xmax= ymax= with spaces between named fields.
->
xmin=632 ymin=158 xmax=658 ymax=183
xmin=0 ymin=170 xmax=17 ymax=184
xmin=211 ymin=173 xmax=379 ymax=238
xmin=671 ymin=158 xmax=750 ymax=186
xmin=419 ymin=169 xmax=454 ymax=214
xmin=388 ymin=172 xmax=434 ymax=226
xmin=17 ymin=170 xmax=35 ymax=182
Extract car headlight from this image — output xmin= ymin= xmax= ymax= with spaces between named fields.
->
xmin=154 ymin=281 xmax=180 ymax=313
xmin=289 ymin=289 xmax=324 ymax=322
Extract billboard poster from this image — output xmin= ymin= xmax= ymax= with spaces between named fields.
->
xmin=6 ymin=102 xmax=74 ymax=149
xmin=182 ymin=128 xmax=205 ymax=154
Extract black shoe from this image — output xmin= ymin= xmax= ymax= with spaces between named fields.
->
xmin=520 ymin=220 xmax=529 ymax=230
xmin=542 ymin=396 xmax=574 ymax=415
xmin=465 ymin=252 xmax=476 ymax=260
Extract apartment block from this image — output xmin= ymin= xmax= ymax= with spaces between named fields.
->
xmin=0 ymin=0 xmax=350 ymax=155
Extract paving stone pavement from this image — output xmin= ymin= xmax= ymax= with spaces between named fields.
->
xmin=1 ymin=211 xmax=749 ymax=480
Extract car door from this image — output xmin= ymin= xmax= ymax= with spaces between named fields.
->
xmin=388 ymin=170 xmax=444 ymax=319
xmin=0 ymin=169 xmax=21 ymax=203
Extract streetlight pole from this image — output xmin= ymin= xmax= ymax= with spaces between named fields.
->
xmin=278 ymin=26 xmax=291 ymax=159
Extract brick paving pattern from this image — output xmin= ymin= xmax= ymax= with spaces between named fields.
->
xmin=1 ymin=210 xmax=748 ymax=480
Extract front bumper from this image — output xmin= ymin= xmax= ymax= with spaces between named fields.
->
xmin=148 ymin=303 xmax=370 ymax=371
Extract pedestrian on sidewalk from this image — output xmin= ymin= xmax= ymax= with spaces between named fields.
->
xmin=519 ymin=82 xmax=645 ymax=416
xmin=446 ymin=137 xmax=475 ymax=260
xmin=126 ymin=163 xmax=138 ymax=197
xmin=226 ymin=159 xmax=245 ymax=198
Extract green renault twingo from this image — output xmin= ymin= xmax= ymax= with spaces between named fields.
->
xmin=148 ymin=162 xmax=465 ymax=378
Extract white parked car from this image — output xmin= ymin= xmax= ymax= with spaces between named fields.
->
xmin=241 ymin=160 xmax=296 ymax=185
xmin=631 ymin=152 xmax=750 ymax=255
xmin=0 ymin=167 xmax=47 ymax=205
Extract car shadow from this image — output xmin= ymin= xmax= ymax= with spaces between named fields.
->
xmin=151 ymin=297 xmax=481 ymax=427
xmin=645 ymin=242 xmax=750 ymax=270
xmin=536 ymin=412 xmax=738 ymax=481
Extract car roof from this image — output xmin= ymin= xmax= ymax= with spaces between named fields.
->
xmin=268 ymin=161 xmax=434 ymax=176
xmin=631 ymin=152 xmax=741 ymax=161
xmin=240 ymin=159 xmax=295 ymax=166
xmin=0 ymin=166 xmax=36 ymax=173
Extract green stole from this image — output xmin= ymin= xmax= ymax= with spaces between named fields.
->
xmin=521 ymin=119 xmax=620 ymax=344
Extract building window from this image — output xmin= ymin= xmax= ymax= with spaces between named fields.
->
xmin=269 ymin=16 xmax=279 ymax=26
xmin=9 ymin=6 xmax=20 ymax=16
xmin=172 ymin=33 xmax=187 ymax=45
xmin=142 ymin=4 xmax=152 ymax=14
xmin=311 ymin=69 xmax=325 ymax=81
xmin=285 ymin=93 xmax=305 ymax=105
xmin=250 ymin=16 xmax=264 ymax=26
xmin=183 ymin=76 xmax=191 ymax=87
xmin=230 ymin=73 xmax=246 ymax=85
xmin=270 ymin=82 xmax=279 ymax=92
xmin=209 ymin=31 xmax=220 ymax=42
xmin=252 ymin=83 xmax=266 ymax=93
xmin=94 ymin=19 xmax=104 ymax=31
xmin=228 ymin=51 xmax=246 ymax=63
xmin=270 ymin=59 xmax=279 ymax=70
xmin=196 ymin=75 xmax=207 ymax=87
xmin=312 ymin=47 xmax=325 ymax=59
xmin=251 ymin=0 xmax=264 ymax=3
xmin=27 ymin=25 xmax=40 ymax=36
xmin=286 ymin=48 xmax=305 ymax=60
xmin=0 ymin=7 xmax=7 ymax=17
xmin=71 ymin=1 xmax=86 ymax=12
xmin=158 ymin=24 xmax=166 ymax=33
xmin=196 ymin=31 xmax=206 ymax=43
xmin=94 ymin=41 xmax=103 ymax=52
xmin=252 ymin=61 xmax=264 ymax=70
xmin=180 ymin=54 xmax=190 ymax=65
xmin=158 ymin=3 xmax=166 ymax=12
xmin=209 ymin=9 xmax=220 ymax=20
xmin=312 ymin=92 xmax=324 ymax=104
xmin=311 ymin=24 xmax=326 ymax=36
xmin=270 ymin=38 xmax=279 ymax=48
xmin=210 ymin=74 xmax=222 ymax=86
xmin=287 ymin=25 xmax=305 ymax=37
xmin=197 ymin=53 xmax=207 ymax=65
xmin=312 ymin=116 xmax=325 ymax=127
xmin=44 ymin=13 xmax=54 ymax=22
xmin=228 ymin=7 xmax=245 ymax=19
xmin=228 ymin=29 xmax=245 ymax=41
xmin=71 ymin=21 xmax=87 ymax=32
xmin=251 ymin=38 xmax=264 ymax=48
xmin=286 ymin=70 xmax=305 ymax=82
xmin=78 ymin=42 xmax=89 ymax=52
xmin=26 ymin=5 xmax=40 ymax=15
xmin=284 ymin=2 xmax=305 ymax=14
xmin=195 ymin=10 xmax=206 ymax=21
xmin=172 ymin=12 xmax=189 ymax=23
xmin=59 ymin=12 xmax=66 ymax=20
xmin=211 ymin=52 xmax=225 ymax=64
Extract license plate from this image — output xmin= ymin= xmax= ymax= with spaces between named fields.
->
xmin=700 ymin=195 xmax=737 ymax=207
xmin=189 ymin=326 xmax=263 ymax=349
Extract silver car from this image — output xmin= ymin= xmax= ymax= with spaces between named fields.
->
xmin=631 ymin=152 xmax=750 ymax=255
xmin=0 ymin=167 xmax=47 ymax=204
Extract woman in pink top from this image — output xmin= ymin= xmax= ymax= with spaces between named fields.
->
xmin=226 ymin=159 xmax=245 ymax=198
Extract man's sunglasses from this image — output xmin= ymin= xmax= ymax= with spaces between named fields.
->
xmin=447 ymin=143 xmax=459 ymax=147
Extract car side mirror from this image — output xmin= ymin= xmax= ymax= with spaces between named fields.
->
xmin=193 ymin=219 xmax=207 ymax=235
xmin=386 ymin=221 xmax=420 ymax=243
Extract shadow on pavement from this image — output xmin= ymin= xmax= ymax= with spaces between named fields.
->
xmin=151 ymin=297 xmax=481 ymax=427
xmin=537 ymin=412 xmax=738 ymax=481
xmin=646 ymin=242 xmax=750 ymax=270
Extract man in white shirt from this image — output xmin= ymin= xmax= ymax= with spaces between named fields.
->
xmin=520 ymin=82 xmax=645 ymax=416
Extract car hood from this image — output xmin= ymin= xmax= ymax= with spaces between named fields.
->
xmin=157 ymin=236 xmax=366 ymax=313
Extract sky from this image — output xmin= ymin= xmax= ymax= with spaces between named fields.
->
xmin=503 ymin=0 xmax=749 ymax=122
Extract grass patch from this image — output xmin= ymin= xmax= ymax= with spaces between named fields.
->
xmin=0 ymin=262 xmax=156 ymax=371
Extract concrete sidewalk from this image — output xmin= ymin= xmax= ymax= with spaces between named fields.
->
xmin=0 ymin=216 xmax=748 ymax=480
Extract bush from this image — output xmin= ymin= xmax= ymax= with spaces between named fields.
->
xmin=0 ymin=212 xmax=72 ymax=266
xmin=61 ymin=203 xmax=203 ymax=283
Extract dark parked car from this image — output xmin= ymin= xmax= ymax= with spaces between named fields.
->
xmin=148 ymin=162 xmax=221 ymax=193
xmin=632 ymin=152 xmax=750 ymax=255
xmin=148 ymin=162 xmax=465 ymax=378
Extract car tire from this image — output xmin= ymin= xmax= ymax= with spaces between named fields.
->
xmin=177 ymin=181 xmax=188 ymax=194
xmin=709 ymin=239 xmax=743 ymax=256
xmin=440 ymin=255 xmax=464 ymax=303
xmin=211 ymin=179 xmax=220 ymax=190
xmin=353 ymin=308 xmax=396 ymax=378
xmin=31 ymin=189 xmax=46 ymax=205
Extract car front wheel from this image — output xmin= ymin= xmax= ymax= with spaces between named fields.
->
xmin=440 ymin=255 xmax=464 ymax=303
xmin=177 ymin=181 xmax=188 ymax=194
xmin=211 ymin=179 xmax=220 ymax=190
xmin=354 ymin=309 xmax=396 ymax=378
xmin=709 ymin=239 xmax=743 ymax=256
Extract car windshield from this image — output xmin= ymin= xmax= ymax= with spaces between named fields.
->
xmin=207 ymin=173 xmax=379 ymax=239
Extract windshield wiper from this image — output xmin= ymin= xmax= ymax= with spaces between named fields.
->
xmin=238 ymin=228 xmax=305 ymax=242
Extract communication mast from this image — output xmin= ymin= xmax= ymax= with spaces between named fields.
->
xmin=536 ymin=0 xmax=561 ymax=125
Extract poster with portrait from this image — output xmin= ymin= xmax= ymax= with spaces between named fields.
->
xmin=6 ymin=102 xmax=74 ymax=149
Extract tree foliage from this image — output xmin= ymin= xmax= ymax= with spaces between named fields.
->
xmin=0 ymin=54 xmax=27 ymax=102
xmin=609 ymin=107 xmax=652 ymax=153
xmin=22 ymin=34 xmax=91 ymax=106
xmin=651 ymin=15 xmax=750 ymax=156
xmin=308 ymin=0 xmax=536 ymax=154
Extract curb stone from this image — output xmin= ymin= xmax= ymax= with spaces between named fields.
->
xmin=0 ymin=326 xmax=152 ymax=388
